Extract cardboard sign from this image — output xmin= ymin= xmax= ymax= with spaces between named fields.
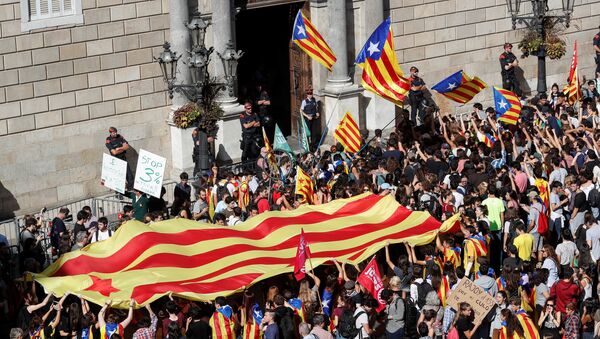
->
xmin=446 ymin=278 xmax=496 ymax=326
xmin=133 ymin=149 xmax=166 ymax=198
xmin=101 ymin=153 xmax=127 ymax=194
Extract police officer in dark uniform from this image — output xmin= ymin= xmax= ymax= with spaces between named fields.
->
xmin=240 ymin=101 xmax=261 ymax=162
xmin=408 ymin=66 xmax=426 ymax=126
xmin=593 ymin=26 xmax=600 ymax=77
xmin=300 ymin=88 xmax=319 ymax=147
xmin=105 ymin=126 xmax=133 ymax=188
xmin=500 ymin=43 xmax=522 ymax=97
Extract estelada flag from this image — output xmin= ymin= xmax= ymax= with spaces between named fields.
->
xmin=294 ymin=229 xmax=311 ymax=281
xmin=334 ymin=112 xmax=362 ymax=153
xmin=357 ymin=257 xmax=386 ymax=312
xmin=292 ymin=11 xmax=336 ymax=71
xmin=355 ymin=17 xmax=410 ymax=105
xmin=431 ymin=70 xmax=487 ymax=104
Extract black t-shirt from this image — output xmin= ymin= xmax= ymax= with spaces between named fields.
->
xmin=574 ymin=191 xmax=589 ymax=211
xmin=51 ymin=217 xmax=66 ymax=249
xmin=503 ymin=257 xmax=520 ymax=271
xmin=455 ymin=317 xmax=474 ymax=339
xmin=105 ymin=134 xmax=128 ymax=160
xmin=426 ymin=158 xmax=449 ymax=179
xmin=186 ymin=320 xmax=211 ymax=339
xmin=383 ymin=149 xmax=402 ymax=161
xmin=594 ymin=32 xmax=600 ymax=55
xmin=240 ymin=113 xmax=260 ymax=136
xmin=73 ymin=222 xmax=86 ymax=239
xmin=500 ymin=52 xmax=517 ymax=75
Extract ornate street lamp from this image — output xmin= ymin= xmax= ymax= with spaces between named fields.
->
xmin=187 ymin=14 xmax=209 ymax=50
xmin=505 ymin=0 xmax=575 ymax=95
xmin=155 ymin=42 xmax=180 ymax=93
xmin=218 ymin=40 xmax=244 ymax=97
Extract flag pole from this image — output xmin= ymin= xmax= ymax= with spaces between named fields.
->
xmin=350 ymin=113 xmax=398 ymax=160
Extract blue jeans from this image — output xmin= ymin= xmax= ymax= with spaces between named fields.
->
xmin=386 ymin=328 xmax=404 ymax=339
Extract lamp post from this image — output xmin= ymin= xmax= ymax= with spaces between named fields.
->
xmin=218 ymin=40 xmax=244 ymax=98
xmin=505 ymin=0 xmax=575 ymax=95
xmin=155 ymin=13 xmax=241 ymax=176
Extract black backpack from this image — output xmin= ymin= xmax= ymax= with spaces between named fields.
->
xmin=589 ymin=186 xmax=600 ymax=208
xmin=415 ymin=281 xmax=434 ymax=309
xmin=420 ymin=192 xmax=442 ymax=220
xmin=337 ymin=309 xmax=365 ymax=339
xmin=403 ymin=298 xmax=419 ymax=338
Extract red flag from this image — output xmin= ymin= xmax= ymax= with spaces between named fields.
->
xmin=357 ymin=257 xmax=386 ymax=312
xmin=293 ymin=229 xmax=312 ymax=281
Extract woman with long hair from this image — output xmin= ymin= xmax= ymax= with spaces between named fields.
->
xmin=499 ymin=308 xmax=524 ymax=339
xmin=58 ymin=302 xmax=83 ymax=338
xmin=297 ymin=271 xmax=320 ymax=308
xmin=96 ymin=299 xmax=135 ymax=338
xmin=240 ymin=291 xmax=262 ymax=339
xmin=451 ymin=302 xmax=480 ymax=339
xmin=541 ymin=245 xmax=560 ymax=287
xmin=265 ymin=286 xmax=279 ymax=309
xmin=490 ymin=291 xmax=509 ymax=339
xmin=537 ymin=299 xmax=561 ymax=339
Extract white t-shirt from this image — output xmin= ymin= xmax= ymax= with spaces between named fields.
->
xmin=354 ymin=307 xmax=369 ymax=339
xmin=586 ymin=224 xmax=600 ymax=261
xmin=542 ymin=258 xmax=559 ymax=288
xmin=555 ymin=241 xmax=578 ymax=266
xmin=91 ymin=229 xmax=112 ymax=243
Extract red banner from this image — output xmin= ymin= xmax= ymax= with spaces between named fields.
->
xmin=357 ymin=257 xmax=386 ymax=312
xmin=294 ymin=229 xmax=312 ymax=280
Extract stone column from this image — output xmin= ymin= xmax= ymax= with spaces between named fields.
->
xmin=322 ymin=0 xmax=362 ymax=147
xmin=211 ymin=0 xmax=243 ymax=163
xmin=168 ymin=0 xmax=194 ymax=177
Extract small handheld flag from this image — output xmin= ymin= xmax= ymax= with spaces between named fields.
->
xmin=493 ymin=87 xmax=521 ymax=125
xmin=273 ymin=124 xmax=293 ymax=155
xmin=565 ymin=41 xmax=580 ymax=104
xmin=334 ymin=112 xmax=362 ymax=153
xmin=292 ymin=11 xmax=336 ymax=71
xmin=295 ymin=166 xmax=314 ymax=204
xmin=355 ymin=17 xmax=410 ymax=105
xmin=293 ymin=229 xmax=312 ymax=281
xmin=432 ymin=70 xmax=487 ymax=104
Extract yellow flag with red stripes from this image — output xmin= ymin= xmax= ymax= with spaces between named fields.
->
xmin=295 ymin=166 xmax=315 ymax=204
xmin=33 ymin=194 xmax=459 ymax=308
xmin=334 ymin=112 xmax=362 ymax=153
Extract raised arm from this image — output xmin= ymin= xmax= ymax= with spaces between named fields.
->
xmin=120 ymin=299 xmax=136 ymax=329
xmin=306 ymin=271 xmax=321 ymax=288
xmin=97 ymin=300 xmax=111 ymax=329
xmin=27 ymin=293 xmax=52 ymax=313
xmin=385 ymin=241 xmax=396 ymax=271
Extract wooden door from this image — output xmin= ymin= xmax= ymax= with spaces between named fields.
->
xmin=289 ymin=1 xmax=312 ymax=137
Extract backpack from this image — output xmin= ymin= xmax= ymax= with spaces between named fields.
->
xmin=533 ymin=206 xmax=549 ymax=235
xmin=420 ymin=193 xmax=442 ymax=220
xmin=415 ymin=281 xmax=434 ymax=309
xmin=337 ymin=309 xmax=365 ymax=339
xmin=589 ymin=186 xmax=600 ymax=208
xmin=403 ymin=298 xmax=419 ymax=338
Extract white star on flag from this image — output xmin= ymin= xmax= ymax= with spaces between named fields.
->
xmin=498 ymin=100 xmax=508 ymax=109
xmin=447 ymin=83 xmax=457 ymax=90
xmin=296 ymin=25 xmax=306 ymax=37
xmin=321 ymin=298 xmax=330 ymax=310
xmin=367 ymin=41 xmax=380 ymax=56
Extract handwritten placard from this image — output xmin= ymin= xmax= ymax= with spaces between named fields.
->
xmin=446 ymin=278 xmax=496 ymax=327
xmin=101 ymin=153 xmax=127 ymax=194
xmin=133 ymin=149 xmax=166 ymax=198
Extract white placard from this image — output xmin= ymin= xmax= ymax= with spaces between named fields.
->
xmin=101 ymin=153 xmax=128 ymax=194
xmin=133 ymin=149 xmax=166 ymax=198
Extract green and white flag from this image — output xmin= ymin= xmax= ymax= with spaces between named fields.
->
xmin=273 ymin=124 xmax=293 ymax=154
xmin=299 ymin=116 xmax=310 ymax=153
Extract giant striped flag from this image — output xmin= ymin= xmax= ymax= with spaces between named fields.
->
xmin=33 ymin=194 xmax=459 ymax=308
xmin=355 ymin=17 xmax=410 ymax=105
xmin=565 ymin=41 xmax=581 ymax=104
xmin=295 ymin=166 xmax=315 ymax=204
xmin=334 ymin=112 xmax=362 ymax=153
xmin=292 ymin=11 xmax=336 ymax=71
xmin=431 ymin=70 xmax=487 ymax=104
xmin=493 ymin=86 xmax=522 ymax=125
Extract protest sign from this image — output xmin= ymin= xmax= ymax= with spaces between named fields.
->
xmin=134 ymin=149 xmax=166 ymax=198
xmin=446 ymin=278 xmax=496 ymax=327
xmin=101 ymin=153 xmax=127 ymax=194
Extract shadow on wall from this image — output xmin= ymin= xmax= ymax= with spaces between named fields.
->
xmin=515 ymin=67 xmax=532 ymax=96
xmin=216 ymin=144 xmax=233 ymax=166
xmin=125 ymin=147 xmax=139 ymax=180
xmin=0 ymin=181 xmax=19 ymax=220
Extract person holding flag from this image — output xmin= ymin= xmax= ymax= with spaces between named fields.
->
xmin=241 ymin=292 xmax=263 ymax=339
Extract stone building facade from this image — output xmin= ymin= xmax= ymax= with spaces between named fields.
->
xmin=1 ymin=0 xmax=600 ymax=217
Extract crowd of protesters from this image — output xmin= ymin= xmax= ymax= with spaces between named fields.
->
xmin=4 ymin=68 xmax=600 ymax=338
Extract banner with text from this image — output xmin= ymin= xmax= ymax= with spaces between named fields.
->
xmin=101 ymin=153 xmax=127 ymax=194
xmin=446 ymin=278 xmax=496 ymax=327
xmin=133 ymin=149 xmax=166 ymax=198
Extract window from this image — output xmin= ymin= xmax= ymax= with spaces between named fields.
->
xmin=21 ymin=0 xmax=83 ymax=31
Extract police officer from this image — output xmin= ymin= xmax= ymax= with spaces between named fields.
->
xmin=408 ymin=66 xmax=426 ymax=126
xmin=499 ymin=43 xmax=522 ymax=97
xmin=105 ymin=126 xmax=133 ymax=188
xmin=240 ymin=100 xmax=261 ymax=162
xmin=593 ymin=26 xmax=600 ymax=79
xmin=300 ymin=88 xmax=319 ymax=147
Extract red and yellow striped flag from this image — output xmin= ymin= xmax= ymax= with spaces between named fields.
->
xmin=210 ymin=310 xmax=236 ymax=339
xmin=516 ymin=311 xmax=540 ymax=339
xmin=262 ymin=127 xmax=279 ymax=175
xmin=292 ymin=11 xmax=336 ymax=71
xmin=33 ymin=194 xmax=459 ymax=308
xmin=295 ymin=166 xmax=315 ymax=204
xmin=334 ymin=112 xmax=362 ymax=153
xmin=565 ymin=41 xmax=581 ymax=104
